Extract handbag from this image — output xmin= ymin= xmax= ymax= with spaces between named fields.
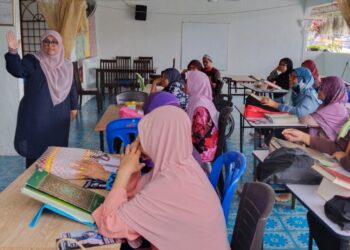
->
xmin=325 ymin=195 xmax=350 ymax=230
xmin=244 ymin=104 xmax=287 ymax=118
xmin=256 ymin=147 xmax=322 ymax=185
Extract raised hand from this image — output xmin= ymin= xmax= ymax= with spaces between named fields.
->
xmin=6 ymin=31 xmax=21 ymax=50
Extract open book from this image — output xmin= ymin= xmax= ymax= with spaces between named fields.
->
xmin=269 ymin=137 xmax=340 ymax=168
xmin=36 ymin=147 xmax=120 ymax=180
xmin=312 ymin=164 xmax=350 ymax=190
xmin=263 ymin=80 xmax=282 ymax=90
xmin=21 ymin=169 xmax=105 ymax=225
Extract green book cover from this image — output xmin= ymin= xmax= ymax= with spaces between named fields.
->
xmin=25 ymin=169 xmax=105 ymax=213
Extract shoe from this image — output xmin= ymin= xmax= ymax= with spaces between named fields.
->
xmin=275 ymin=193 xmax=292 ymax=202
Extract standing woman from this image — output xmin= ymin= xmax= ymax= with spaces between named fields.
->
xmin=5 ymin=30 xmax=78 ymax=168
xmin=186 ymin=71 xmax=219 ymax=163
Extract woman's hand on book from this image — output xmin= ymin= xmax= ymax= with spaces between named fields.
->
xmin=75 ymin=160 xmax=110 ymax=181
xmin=282 ymin=129 xmax=310 ymax=146
xmin=332 ymin=151 xmax=346 ymax=162
xmin=260 ymin=97 xmax=279 ymax=109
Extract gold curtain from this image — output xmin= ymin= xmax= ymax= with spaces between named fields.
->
xmin=37 ymin=0 xmax=88 ymax=59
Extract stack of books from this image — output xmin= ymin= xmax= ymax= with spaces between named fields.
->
xmin=21 ymin=169 xmax=105 ymax=226
xmin=312 ymin=164 xmax=350 ymax=200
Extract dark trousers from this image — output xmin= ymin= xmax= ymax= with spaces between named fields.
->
xmin=307 ymin=212 xmax=343 ymax=250
xmin=25 ymin=158 xmax=36 ymax=169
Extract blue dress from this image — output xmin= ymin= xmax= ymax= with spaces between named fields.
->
xmin=5 ymin=53 xmax=78 ymax=160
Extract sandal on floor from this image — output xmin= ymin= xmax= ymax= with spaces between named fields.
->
xmin=275 ymin=193 xmax=292 ymax=202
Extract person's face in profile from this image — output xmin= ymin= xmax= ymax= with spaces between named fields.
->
xmin=289 ymin=72 xmax=298 ymax=88
xmin=278 ymin=61 xmax=288 ymax=73
xmin=202 ymin=57 xmax=213 ymax=70
xmin=317 ymin=85 xmax=326 ymax=101
xmin=160 ymin=73 xmax=169 ymax=88
xmin=42 ymin=35 xmax=59 ymax=56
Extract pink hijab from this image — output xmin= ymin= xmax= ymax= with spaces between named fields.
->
xmin=34 ymin=30 xmax=73 ymax=106
xmin=186 ymin=71 xmax=219 ymax=128
xmin=117 ymin=106 xmax=229 ymax=250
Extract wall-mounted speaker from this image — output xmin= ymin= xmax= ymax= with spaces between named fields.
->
xmin=135 ymin=5 xmax=147 ymax=21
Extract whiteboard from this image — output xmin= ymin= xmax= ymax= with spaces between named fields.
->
xmin=181 ymin=22 xmax=229 ymax=71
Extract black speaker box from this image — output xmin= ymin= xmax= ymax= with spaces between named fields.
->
xmin=135 ymin=5 xmax=147 ymax=21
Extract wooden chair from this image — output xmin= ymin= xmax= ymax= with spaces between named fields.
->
xmin=138 ymin=56 xmax=153 ymax=68
xmin=73 ymin=61 xmax=101 ymax=113
xmin=116 ymin=56 xmax=131 ymax=69
xmin=100 ymin=59 xmax=118 ymax=98
xmin=133 ymin=59 xmax=151 ymax=85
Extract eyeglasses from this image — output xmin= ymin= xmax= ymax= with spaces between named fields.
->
xmin=43 ymin=39 xmax=58 ymax=46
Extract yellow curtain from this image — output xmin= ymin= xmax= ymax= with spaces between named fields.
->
xmin=37 ymin=0 xmax=89 ymax=59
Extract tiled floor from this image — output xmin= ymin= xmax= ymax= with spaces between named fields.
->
xmin=0 ymin=96 xmax=318 ymax=249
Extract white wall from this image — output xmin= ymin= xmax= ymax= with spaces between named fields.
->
xmin=0 ymin=0 xmax=21 ymax=155
xmin=94 ymin=0 xmax=306 ymax=78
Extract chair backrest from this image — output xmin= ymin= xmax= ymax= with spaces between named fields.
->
xmin=231 ymin=182 xmax=275 ymax=250
xmin=106 ymin=118 xmax=141 ymax=153
xmin=116 ymin=56 xmax=131 ymax=69
xmin=214 ymin=106 xmax=234 ymax=160
xmin=213 ymin=94 xmax=233 ymax=112
xmin=116 ymin=91 xmax=149 ymax=105
xmin=72 ymin=61 xmax=83 ymax=93
xmin=209 ymin=151 xmax=246 ymax=223
xmin=138 ymin=56 xmax=153 ymax=68
xmin=100 ymin=59 xmax=118 ymax=85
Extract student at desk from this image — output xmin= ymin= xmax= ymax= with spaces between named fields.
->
xmin=186 ymin=71 xmax=219 ymax=164
xmin=300 ymin=76 xmax=348 ymax=140
xmin=92 ymin=107 xmax=229 ymax=250
xmin=150 ymin=68 xmax=188 ymax=110
xmin=261 ymin=67 xmax=321 ymax=118
xmin=301 ymin=59 xmax=321 ymax=89
xmin=283 ymin=128 xmax=350 ymax=249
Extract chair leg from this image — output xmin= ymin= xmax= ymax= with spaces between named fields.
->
xmin=96 ymin=94 xmax=101 ymax=113
xmin=308 ymin=230 xmax=313 ymax=250
xmin=79 ymin=94 xmax=82 ymax=109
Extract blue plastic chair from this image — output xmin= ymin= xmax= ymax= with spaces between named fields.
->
xmin=209 ymin=151 xmax=246 ymax=223
xmin=106 ymin=118 xmax=141 ymax=153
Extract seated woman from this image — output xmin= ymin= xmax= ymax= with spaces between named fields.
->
xmin=268 ymin=58 xmax=293 ymax=103
xmin=282 ymin=128 xmax=350 ymax=249
xmin=301 ymin=59 xmax=321 ymax=89
xmin=261 ymin=67 xmax=321 ymax=118
xmin=92 ymin=106 xmax=230 ymax=250
xmin=186 ymin=71 xmax=219 ymax=163
xmin=300 ymin=76 xmax=348 ymax=140
xmin=202 ymin=54 xmax=221 ymax=95
xmin=77 ymin=92 xmax=203 ymax=186
xmin=267 ymin=57 xmax=293 ymax=82
xmin=151 ymin=68 xmax=188 ymax=110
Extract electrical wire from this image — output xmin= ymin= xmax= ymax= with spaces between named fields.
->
xmin=97 ymin=2 xmax=301 ymax=16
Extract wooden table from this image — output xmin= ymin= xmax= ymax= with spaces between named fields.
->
xmin=95 ymin=105 xmax=121 ymax=151
xmin=223 ymin=75 xmax=259 ymax=95
xmin=0 ymin=166 xmax=119 ymax=249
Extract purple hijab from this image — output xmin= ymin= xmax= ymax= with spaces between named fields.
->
xmin=310 ymin=76 xmax=348 ymax=140
xmin=143 ymin=92 xmax=180 ymax=114
xmin=34 ymin=30 xmax=73 ymax=106
xmin=142 ymin=92 xmax=203 ymax=165
xmin=186 ymin=71 xmax=219 ymax=128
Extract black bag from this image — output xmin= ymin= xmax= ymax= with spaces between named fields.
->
xmin=325 ymin=195 xmax=350 ymax=230
xmin=245 ymin=94 xmax=279 ymax=112
xmin=257 ymin=147 xmax=322 ymax=185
